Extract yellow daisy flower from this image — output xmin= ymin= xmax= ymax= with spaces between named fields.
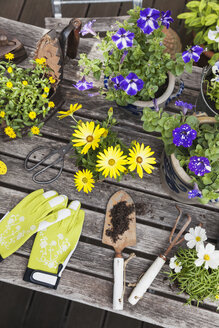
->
xmin=6 ymin=81 xmax=13 ymax=88
xmin=58 ymin=103 xmax=82 ymax=119
xmin=31 ymin=126 xmax=40 ymax=135
xmin=49 ymin=76 xmax=56 ymax=84
xmin=5 ymin=53 xmax=14 ymax=60
xmin=42 ymin=94 xmax=47 ymax=98
xmin=96 ymin=146 xmax=127 ymax=179
xmin=48 ymin=101 xmax=55 ymax=108
xmin=22 ymin=80 xmax=28 ymax=86
xmin=102 ymin=129 xmax=108 ymax=138
xmin=127 ymin=142 xmax=156 ymax=178
xmin=72 ymin=121 xmax=105 ymax=154
xmin=35 ymin=57 xmax=46 ymax=65
xmin=44 ymin=87 xmax=50 ymax=93
xmin=0 ymin=161 xmax=7 ymax=175
xmin=29 ymin=112 xmax=36 ymax=120
xmin=74 ymin=169 xmax=95 ymax=193
xmin=0 ymin=111 xmax=5 ymax=118
xmin=7 ymin=67 xmax=13 ymax=74
xmin=4 ymin=126 xmax=16 ymax=139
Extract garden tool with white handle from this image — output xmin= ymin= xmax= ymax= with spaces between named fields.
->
xmin=0 ymin=189 xmax=68 ymax=261
xmin=102 ymin=190 xmax=136 ymax=311
xmin=128 ymin=206 xmax=191 ymax=306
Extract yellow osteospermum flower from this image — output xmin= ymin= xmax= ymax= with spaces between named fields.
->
xmin=49 ymin=76 xmax=56 ymax=84
xmin=0 ymin=111 xmax=5 ymax=118
xmin=0 ymin=161 xmax=7 ymax=175
xmin=102 ymin=129 xmax=108 ymax=138
xmin=4 ymin=126 xmax=16 ymax=139
xmin=5 ymin=53 xmax=14 ymax=60
xmin=96 ymin=146 xmax=128 ymax=179
xmin=22 ymin=80 xmax=28 ymax=86
xmin=48 ymin=101 xmax=55 ymax=108
xmin=72 ymin=121 xmax=105 ymax=154
xmin=7 ymin=67 xmax=13 ymax=74
xmin=58 ymin=103 xmax=82 ymax=119
xmin=35 ymin=57 xmax=46 ymax=65
xmin=29 ymin=112 xmax=36 ymax=120
xmin=74 ymin=169 xmax=95 ymax=193
xmin=42 ymin=94 xmax=47 ymax=98
xmin=127 ymin=142 xmax=156 ymax=178
xmin=31 ymin=126 xmax=40 ymax=135
xmin=44 ymin=87 xmax=50 ymax=93
xmin=6 ymin=82 xmax=13 ymax=88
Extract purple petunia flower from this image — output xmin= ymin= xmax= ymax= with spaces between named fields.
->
xmin=172 ymin=124 xmax=197 ymax=148
xmin=137 ymin=8 xmax=160 ymax=35
xmin=111 ymin=28 xmax=135 ymax=50
xmin=111 ymin=75 xmax=124 ymax=90
xmin=120 ymin=50 xmax=128 ymax=64
xmin=120 ymin=72 xmax=144 ymax=96
xmin=188 ymin=183 xmax=202 ymax=199
xmin=160 ymin=10 xmax=174 ymax=29
xmin=188 ymin=156 xmax=211 ymax=176
xmin=73 ymin=76 xmax=93 ymax=91
xmin=182 ymin=45 xmax=203 ymax=63
xmin=175 ymin=100 xmax=195 ymax=115
xmin=80 ymin=20 xmax=96 ymax=36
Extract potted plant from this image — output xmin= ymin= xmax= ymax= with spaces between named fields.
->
xmin=57 ymin=104 xmax=156 ymax=193
xmin=75 ymin=7 xmax=203 ymax=111
xmin=141 ymin=101 xmax=219 ymax=205
xmin=177 ymin=0 xmax=219 ymax=59
xmin=0 ymin=53 xmax=57 ymax=139
xmin=168 ymin=225 xmax=219 ymax=308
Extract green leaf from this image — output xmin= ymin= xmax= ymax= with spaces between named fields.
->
xmin=205 ymin=14 xmax=218 ymax=25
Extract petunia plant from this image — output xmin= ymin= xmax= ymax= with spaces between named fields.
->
xmin=142 ymin=101 xmax=219 ymax=204
xmin=76 ymin=7 xmax=203 ymax=106
xmin=57 ymin=104 xmax=156 ymax=193
xmin=0 ymin=53 xmax=56 ymax=139
xmin=168 ymin=226 xmax=219 ymax=307
xmin=205 ymin=61 xmax=219 ymax=111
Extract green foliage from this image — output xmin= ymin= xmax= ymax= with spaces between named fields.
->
xmin=168 ymin=247 xmax=219 ymax=305
xmin=205 ymin=66 xmax=219 ymax=110
xmin=142 ymin=107 xmax=219 ymax=203
xmin=0 ymin=58 xmax=55 ymax=138
xmin=177 ymin=0 xmax=219 ymax=52
xmin=78 ymin=7 xmax=192 ymax=106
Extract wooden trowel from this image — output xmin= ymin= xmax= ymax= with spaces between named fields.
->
xmin=102 ymin=190 xmax=136 ymax=311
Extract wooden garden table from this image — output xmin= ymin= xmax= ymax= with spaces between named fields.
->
xmin=0 ymin=16 xmax=219 ymax=328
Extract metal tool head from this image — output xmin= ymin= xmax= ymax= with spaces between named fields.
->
xmin=102 ymin=190 xmax=136 ymax=254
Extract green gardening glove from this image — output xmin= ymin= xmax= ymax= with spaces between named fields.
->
xmin=0 ymin=189 xmax=68 ymax=261
xmin=23 ymin=200 xmax=85 ymax=289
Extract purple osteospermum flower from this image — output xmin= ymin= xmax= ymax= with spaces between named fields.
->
xmin=111 ymin=28 xmax=135 ymax=50
xmin=120 ymin=50 xmax=128 ymax=64
xmin=73 ymin=76 xmax=93 ymax=91
xmin=120 ymin=72 xmax=144 ymax=96
xmin=182 ymin=45 xmax=203 ymax=63
xmin=137 ymin=8 xmax=160 ymax=35
xmin=188 ymin=156 xmax=211 ymax=176
xmin=111 ymin=75 xmax=124 ymax=90
xmin=188 ymin=183 xmax=202 ymax=199
xmin=160 ymin=10 xmax=174 ymax=29
xmin=80 ymin=20 xmax=96 ymax=36
xmin=175 ymin=100 xmax=195 ymax=115
xmin=172 ymin=124 xmax=197 ymax=148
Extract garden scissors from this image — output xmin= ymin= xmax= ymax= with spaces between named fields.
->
xmin=24 ymin=143 xmax=72 ymax=184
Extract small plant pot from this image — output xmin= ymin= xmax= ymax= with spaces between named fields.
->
xmin=196 ymin=65 xmax=217 ymax=117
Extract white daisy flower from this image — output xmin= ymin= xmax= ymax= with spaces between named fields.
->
xmin=195 ymin=243 xmax=219 ymax=270
xmin=184 ymin=226 xmax=207 ymax=250
xmin=169 ymin=256 xmax=182 ymax=273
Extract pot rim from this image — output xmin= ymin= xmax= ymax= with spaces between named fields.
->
xmin=200 ymin=65 xmax=218 ymax=116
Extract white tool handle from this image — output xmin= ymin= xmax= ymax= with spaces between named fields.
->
xmin=128 ymin=256 xmax=166 ymax=306
xmin=113 ymin=257 xmax=124 ymax=310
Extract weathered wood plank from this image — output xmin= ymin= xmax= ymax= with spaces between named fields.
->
xmin=0 ymin=0 xmax=25 ymax=21
xmin=87 ymin=3 xmax=121 ymax=17
xmin=0 ymin=255 xmax=218 ymax=328
xmin=19 ymin=0 xmax=53 ymax=27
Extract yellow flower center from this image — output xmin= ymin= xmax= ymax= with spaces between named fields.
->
xmin=86 ymin=135 xmax=93 ymax=142
xmin=204 ymin=254 xmax=210 ymax=261
xmin=175 ymin=261 xmax=179 ymax=266
xmin=108 ymin=159 xmax=115 ymax=166
xmin=196 ymin=236 xmax=201 ymax=242
xmin=136 ymin=156 xmax=143 ymax=163
xmin=82 ymin=177 xmax=88 ymax=184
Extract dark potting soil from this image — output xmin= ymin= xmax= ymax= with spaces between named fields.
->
xmin=106 ymin=201 xmax=135 ymax=243
xmin=154 ymin=74 xmax=169 ymax=99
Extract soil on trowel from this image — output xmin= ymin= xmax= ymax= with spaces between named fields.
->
xmin=106 ymin=201 xmax=135 ymax=243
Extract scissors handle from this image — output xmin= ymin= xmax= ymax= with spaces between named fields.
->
xmin=32 ymin=157 xmax=64 ymax=184
xmin=24 ymin=146 xmax=57 ymax=171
